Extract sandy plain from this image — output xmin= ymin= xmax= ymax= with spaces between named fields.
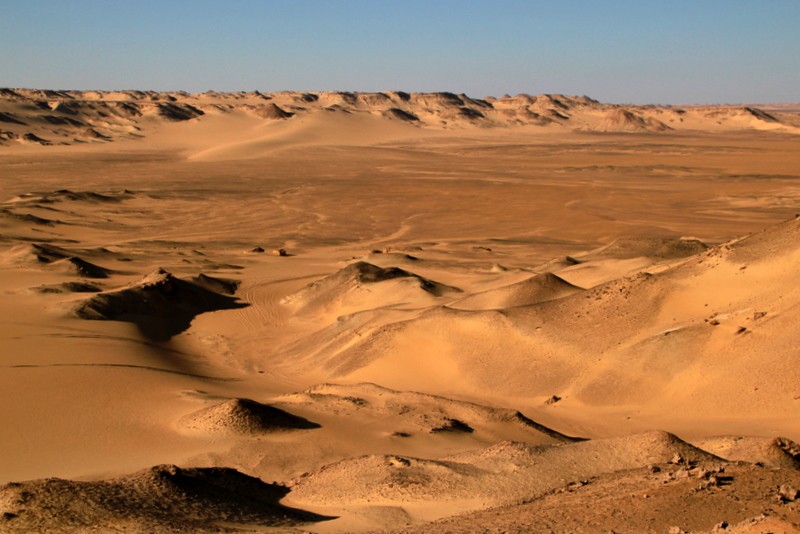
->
xmin=0 ymin=89 xmax=799 ymax=532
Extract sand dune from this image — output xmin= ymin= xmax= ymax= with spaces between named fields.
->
xmin=576 ymin=236 xmax=709 ymax=261
xmin=0 ymin=465 xmax=332 ymax=532
xmin=285 ymin=431 xmax=720 ymax=525
xmin=261 ymin=216 xmax=800 ymax=437
xmin=450 ymin=271 xmax=583 ymax=310
xmin=4 ymin=243 xmax=113 ymax=278
xmin=177 ymin=398 xmax=320 ymax=435
xmin=692 ymin=436 xmax=800 ymax=469
xmin=1 ymin=88 xmax=799 ymax=531
xmin=75 ymin=268 xmax=248 ymax=341
xmin=394 ymin=461 xmax=800 ymax=533
xmin=274 ymin=382 xmax=577 ymax=443
xmin=282 ymin=261 xmax=460 ymax=318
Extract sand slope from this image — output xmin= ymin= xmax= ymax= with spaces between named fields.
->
xmin=393 ymin=461 xmax=800 ymax=533
xmin=261 ymin=216 xmax=800 ymax=441
xmin=1 ymin=88 xmax=800 ymax=532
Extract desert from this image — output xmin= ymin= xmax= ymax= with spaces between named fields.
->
xmin=0 ymin=86 xmax=799 ymax=532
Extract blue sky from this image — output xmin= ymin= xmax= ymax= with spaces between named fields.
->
xmin=1 ymin=0 xmax=798 ymax=103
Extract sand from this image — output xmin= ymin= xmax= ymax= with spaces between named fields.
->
xmin=1 ymin=89 xmax=799 ymax=532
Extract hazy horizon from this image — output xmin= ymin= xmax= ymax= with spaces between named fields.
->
xmin=2 ymin=0 xmax=799 ymax=105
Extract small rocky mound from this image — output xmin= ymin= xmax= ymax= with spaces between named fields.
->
xmin=74 ymin=268 xmax=247 ymax=341
xmin=278 ymin=383 xmax=580 ymax=444
xmin=0 ymin=465 xmax=332 ymax=532
xmin=283 ymin=261 xmax=460 ymax=313
xmin=410 ymin=92 xmax=465 ymax=108
xmin=596 ymin=108 xmax=671 ymax=132
xmin=12 ymin=189 xmax=133 ymax=204
xmin=55 ymin=256 xmax=111 ymax=278
xmin=0 ymin=209 xmax=59 ymax=225
xmin=296 ymin=92 xmax=319 ymax=103
xmin=581 ymin=237 xmax=709 ymax=261
xmin=25 ymin=243 xmax=72 ymax=263
xmin=191 ymin=273 xmax=240 ymax=295
xmin=49 ymin=189 xmax=121 ymax=202
xmin=691 ymin=436 xmax=800 ymax=469
xmin=0 ymin=111 xmax=26 ymax=125
xmin=457 ymin=107 xmax=485 ymax=119
xmin=21 ymin=133 xmax=52 ymax=145
xmin=42 ymin=115 xmax=85 ymax=126
xmin=177 ymin=398 xmax=320 ymax=435
xmin=744 ymin=106 xmax=779 ymax=123
xmin=254 ymin=103 xmax=294 ymax=119
xmin=9 ymin=243 xmax=112 ymax=277
xmin=288 ymin=431 xmax=721 ymax=508
xmin=0 ymin=129 xmax=17 ymax=143
xmin=35 ymin=281 xmax=103 ymax=294
xmin=452 ymin=272 xmax=583 ymax=310
xmin=311 ymin=261 xmax=458 ymax=296
xmin=75 ymin=127 xmax=111 ymax=141
xmin=384 ymin=108 xmax=420 ymax=122
xmin=155 ymin=102 xmax=204 ymax=121
xmin=430 ymin=418 xmax=474 ymax=434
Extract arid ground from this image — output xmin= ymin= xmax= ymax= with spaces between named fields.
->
xmin=1 ymin=89 xmax=799 ymax=532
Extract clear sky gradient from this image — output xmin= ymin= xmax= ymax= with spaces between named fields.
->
xmin=2 ymin=0 xmax=798 ymax=104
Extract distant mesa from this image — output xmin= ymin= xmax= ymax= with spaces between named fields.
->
xmin=177 ymin=398 xmax=320 ymax=435
xmin=74 ymin=268 xmax=248 ymax=341
xmin=0 ymin=464 xmax=333 ymax=531
xmin=0 ymin=88 xmax=796 ymax=147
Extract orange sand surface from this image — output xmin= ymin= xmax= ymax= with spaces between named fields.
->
xmin=1 ymin=89 xmax=799 ymax=532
